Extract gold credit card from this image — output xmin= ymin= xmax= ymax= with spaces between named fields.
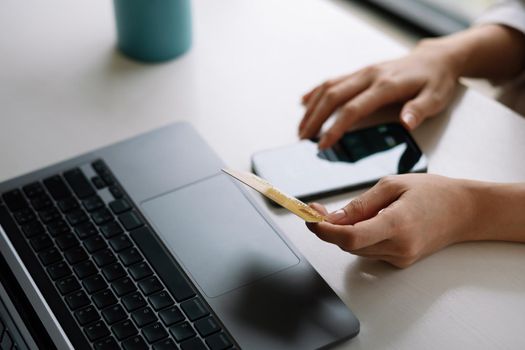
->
xmin=222 ymin=168 xmax=324 ymax=223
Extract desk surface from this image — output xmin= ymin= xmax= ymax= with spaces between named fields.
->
xmin=2 ymin=0 xmax=525 ymax=349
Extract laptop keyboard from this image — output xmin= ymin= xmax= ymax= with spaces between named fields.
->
xmin=0 ymin=160 xmax=235 ymax=350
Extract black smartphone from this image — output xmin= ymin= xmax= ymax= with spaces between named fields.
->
xmin=251 ymin=123 xmax=427 ymax=201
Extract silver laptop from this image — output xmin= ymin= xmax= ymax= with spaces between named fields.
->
xmin=0 ymin=122 xmax=359 ymax=350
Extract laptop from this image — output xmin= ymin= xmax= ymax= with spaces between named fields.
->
xmin=0 ymin=122 xmax=359 ymax=350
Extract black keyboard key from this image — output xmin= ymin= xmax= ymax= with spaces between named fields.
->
xmin=39 ymin=207 xmax=61 ymax=223
xmin=92 ymin=208 xmax=113 ymax=225
xmin=91 ymin=176 xmax=106 ymax=190
xmin=131 ymin=227 xmax=196 ymax=302
xmin=122 ymin=335 xmax=148 ymax=350
xmin=57 ymin=276 xmax=81 ymax=295
xmin=119 ymin=211 xmax=144 ymax=231
xmin=43 ymin=175 xmax=71 ymax=200
xmin=66 ymin=209 xmax=89 ymax=226
xmin=65 ymin=290 xmax=90 ymax=310
xmin=31 ymin=194 xmax=53 ymax=211
xmin=38 ymin=247 xmax=62 ymax=265
xmin=92 ymin=160 xmax=107 ymax=174
xmin=84 ymin=235 xmax=108 ymax=253
xmin=206 ymin=332 xmax=232 ymax=350
xmin=92 ymin=161 xmax=115 ymax=187
xmin=2 ymin=189 xmax=28 ymax=211
xmin=47 ymin=261 xmax=72 ymax=280
xmin=64 ymin=168 xmax=95 ymax=199
xmin=73 ymin=260 xmax=97 ymax=279
xmin=101 ymin=173 xmax=115 ymax=187
xmin=75 ymin=222 xmax=98 ymax=239
xmin=129 ymin=262 xmax=153 ymax=281
xmin=112 ymin=277 xmax=137 ymax=297
xmin=55 ymin=232 xmax=79 ymax=251
xmin=122 ymin=292 xmax=147 ymax=312
xmin=138 ymin=276 xmax=163 ymax=295
xmin=181 ymin=298 xmax=209 ymax=321
xmin=194 ymin=316 xmax=221 ymax=337
xmin=113 ymin=319 xmax=138 ymax=340
xmin=94 ymin=336 xmax=119 ymax=350
xmin=119 ymin=247 xmax=143 ymax=266
xmin=102 ymin=304 xmax=127 ymax=325
xmin=93 ymin=248 xmax=117 ymax=267
xmin=13 ymin=207 xmax=36 ymax=224
xmin=100 ymin=221 xmax=123 ymax=238
xmin=21 ymin=221 xmax=45 ymax=238
xmin=85 ymin=320 xmax=110 ymax=341
xmin=181 ymin=338 xmax=208 ymax=350
xmin=64 ymin=246 xmax=88 ymax=264
xmin=153 ymin=339 xmax=179 ymax=350
xmin=109 ymin=234 xmax=132 ymax=252
xmin=169 ymin=322 xmax=195 ymax=342
xmin=142 ymin=322 xmax=168 ymax=343
xmin=83 ymin=274 xmax=108 ymax=294
xmin=102 ymin=263 xmax=126 ymax=282
xmin=159 ymin=306 xmax=184 ymax=326
xmin=132 ymin=307 xmax=158 ymax=328
xmin=110 ymin=186 xmax=124 ymax=199
xmin=47 ymin=219 xmax=70 ymax=237
xmin=82 ymin=195 xmax=104 ymax=212
xmin=109 ymin=199 xmax=131 ymax=214
xmin=149 ymin=291 xmax=174 ymax=311
xmin=93 ymin=289 xmax=117 ymax=309
xmin=30 ymin=234 xmax=53 ymax=252
xmin=75 ymin=305 xmax=100 ymax=326
xmin=57 ymin=197 xmax=79 ymax=213
xmin=23 ymin=182 xmax=45 ymax=198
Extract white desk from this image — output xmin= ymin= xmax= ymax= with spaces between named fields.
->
xmin=2 ymin=0 xmax=525 ymax=349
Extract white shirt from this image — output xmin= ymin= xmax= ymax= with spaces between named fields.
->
xmin=476 ymin=0 xmax=525 ymax=115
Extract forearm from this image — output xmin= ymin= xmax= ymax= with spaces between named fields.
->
xmin=462 ymin=180 xmax=525 ymax=243
xmin=415 ymin=24 xmax=525 ymax=81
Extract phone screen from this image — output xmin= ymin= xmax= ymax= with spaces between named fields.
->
xmin=251 ymin=123 xmax=427 ymax=200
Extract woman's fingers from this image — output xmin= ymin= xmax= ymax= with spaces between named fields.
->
xmin=307 ymin=207 xmax=398 ymax=251
xmin=351 ymin=239 xmax=400 ymax=256
xmin=326 ymin=176 xmax=405 ymax=225
xmin=300 ymin=74 xmax=372 ymax=139
xmin=400 ymin=82 xmax=453 ymax=130
xmin=317 ymin=76 xmax=419 ymax=149
xmin=309 ymin=202 xmax=329 ymax=216
xmin=301 ymin=74 xmax=351 ymax=106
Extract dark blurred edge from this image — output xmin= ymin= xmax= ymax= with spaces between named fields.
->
xmin=347 ymin=0 xmax=470 ymax=38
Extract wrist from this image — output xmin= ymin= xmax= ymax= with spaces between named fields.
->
xmin=413 ymin=37 xmax=467 ymax=80
xmin=459 ymin=180 xmax=525 ymax=243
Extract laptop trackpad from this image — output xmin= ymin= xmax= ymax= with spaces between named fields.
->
xmin=141 ymin=173 xmax=300 ymax=298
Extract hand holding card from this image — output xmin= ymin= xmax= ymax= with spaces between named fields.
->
xmin=222 ymin=168 xmax=325 ymax=223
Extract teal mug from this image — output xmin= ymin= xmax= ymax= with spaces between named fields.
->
xmin=113 ymin=0 xmax=192 ymax=62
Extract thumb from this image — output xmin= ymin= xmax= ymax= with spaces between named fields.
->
xmin=400 ymin=87 xmax=446 ymax=130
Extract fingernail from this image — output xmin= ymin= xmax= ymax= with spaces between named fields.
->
xmin=318 ymin=136 xmax=329 ymax=149
xmin=401 ymin=113 xmax=416 ymax=130
xmin=326 ymin=209 xmax=346 ymax=223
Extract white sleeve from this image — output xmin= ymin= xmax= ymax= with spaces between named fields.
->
xmin=475 ymin=1 xmax=525 ymax=114
xmin=475 ymin=0 xmax=525 ymax=35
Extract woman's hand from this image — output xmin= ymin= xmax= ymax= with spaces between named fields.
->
xmin=299 ymin=42 xmax=461 ymax=149
xmin=299 ymin=24 xmax=525 ymax=149
xmin=307 ymin=174 xmax=481 ymax=268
